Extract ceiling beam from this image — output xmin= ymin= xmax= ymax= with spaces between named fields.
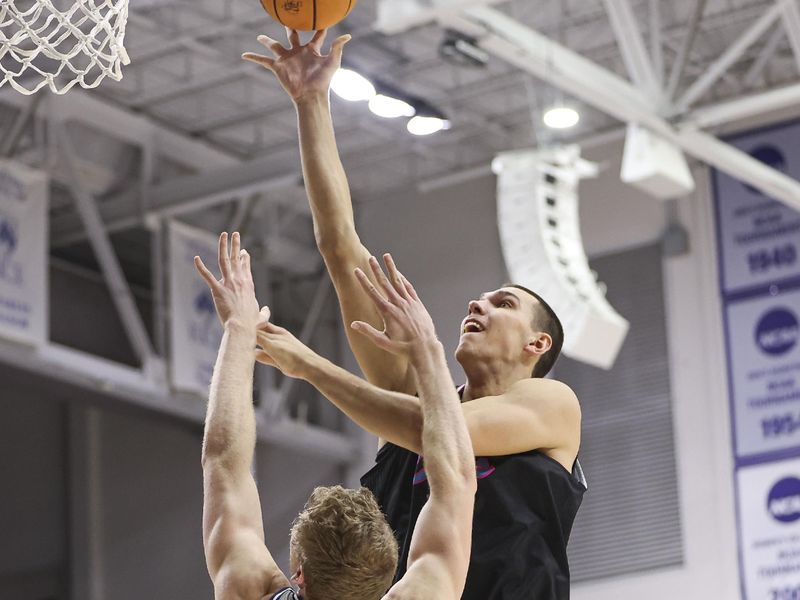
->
xmin=743 ymin=26 xmax=786 ymax=87
xmin=439 ymin=5 xmax=800 ymax=211
xmin=779 ymin=0 xmax=800 ymax=72
xmin=648 ymin=0 xmax=664 ymax=87
xmin=675 ymin=3 xmax=782 ymax=110
xmin=0 ymin=88 xmax=238 ymax=171
xmin=665 ymin=0 xmax=707 ymax=101
xmin=686 ymin=80 xmax=800 ymax=128
xmin=603 ymin=0 xmax=662 ymax=102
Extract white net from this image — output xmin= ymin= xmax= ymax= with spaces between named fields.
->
xmin=0 ymin=0 xmax=130 ymax=95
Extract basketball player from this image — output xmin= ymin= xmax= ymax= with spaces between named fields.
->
xmin=243 ymin=29 xmax=587 ymax=599
xmin=196 ymin=231 xmax=477 ymax=600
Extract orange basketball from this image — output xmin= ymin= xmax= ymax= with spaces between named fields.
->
xmin=261 ymin=0 xmax=357 ymax=32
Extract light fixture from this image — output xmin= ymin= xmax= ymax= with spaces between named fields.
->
xmin=331 ymin=68 xmax=376 ymax=102
xmin=543 ymin=106 xmax=580 ymax=129
xmin=368 ymin=94 xmax=416 ymax=118
xmin=407 ymin=116 xmax=450 ymax=136
xmin=439 ymin=30 xmax=489 ymax=68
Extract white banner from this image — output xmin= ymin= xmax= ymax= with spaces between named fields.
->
xmin=739 ymin=458 xmax=800 ymax=599
xmin=168 ymin=221 xmax=222 ymax=396
xmin=713 ymin=121 xmax=800 ymax=295
xmin=0 ymin=160 xmax=48 ymax=347
xmin=726 ymin=289 xmax=800 ymax=460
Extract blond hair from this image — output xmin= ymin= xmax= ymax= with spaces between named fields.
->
xmin=290 ymin=486 xmax=398 ymax=599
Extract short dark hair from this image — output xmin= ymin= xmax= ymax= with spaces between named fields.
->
xmin=505 ymin=284 xmax=564 ymax=378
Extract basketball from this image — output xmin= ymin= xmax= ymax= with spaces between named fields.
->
xmin=261 ymin=0 xmax=357 ymax=32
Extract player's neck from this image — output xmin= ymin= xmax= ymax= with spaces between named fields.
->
xmin=461 ymin=360 xmax=531 ymax=401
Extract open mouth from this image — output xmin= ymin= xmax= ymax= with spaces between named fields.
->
xmin=462 ymin=320 xmax=485 ymax=334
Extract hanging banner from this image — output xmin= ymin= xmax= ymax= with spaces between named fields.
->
xmin=713 ymin=120 xmax=800 ymax=600
xmin=713 ymin=120 xmax=800 ymax=296
xmin=725 ymin=287 xmax=800 ymax=460
xmin=0 ymin=160 xmax=48 ymax=347
xmin=168 ymin=221 xmax=222 ymax=396
xmin=738 ymin=458 xmax=800 ymax=599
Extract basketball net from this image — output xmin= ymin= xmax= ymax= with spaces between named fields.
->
xmin=0 ymin=0 xmax=130 ymax=95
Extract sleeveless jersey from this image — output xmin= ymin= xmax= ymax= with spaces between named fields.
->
xmin=361 ymin=442 xmax=587 ymax=600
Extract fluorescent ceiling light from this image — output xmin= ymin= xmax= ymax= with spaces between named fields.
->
xmin=331 ymin=69 xmax=376 ymax=102
xmin=407 ymin=116 xmax=450 ymax=136
xmin=543 ymin=106 xmax=580 ymax=129
xmin=368 ymin=94 xmax=416 ymax=118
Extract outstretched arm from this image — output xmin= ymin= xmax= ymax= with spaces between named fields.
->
xmin=256 ymin=257 xmax=581 ymax=461
xmin=387 ymin=342 xmax=476 ymax=599
xmin=243 ymin=30 xmax=414 ymax=395
xmin=258 ymin=255 xmax=475 ymax=598
xmin=196 ymin=232 xmax=290 ymax=600
xmin=344 ymin=256 xmax=476 ymax=599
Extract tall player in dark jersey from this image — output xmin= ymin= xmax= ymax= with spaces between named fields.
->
xmin=244 ymin=29 xmax=587 ymax=599
xmin=196 ymin=231 xmax=477 ymax=600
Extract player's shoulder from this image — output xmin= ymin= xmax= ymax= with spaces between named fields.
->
xmin=507 ymin=377 xmax=581 ymax=416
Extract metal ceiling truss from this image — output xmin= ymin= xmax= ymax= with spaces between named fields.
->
xmin=395 ymin=0 xmax=800 ymax=212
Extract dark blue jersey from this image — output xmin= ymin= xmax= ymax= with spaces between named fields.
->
xmin=361 ymin=441 xmax=586 ymax=600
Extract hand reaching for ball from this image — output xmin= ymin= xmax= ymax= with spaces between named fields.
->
xmin=243 ymin=28 xmax=350 ymax=104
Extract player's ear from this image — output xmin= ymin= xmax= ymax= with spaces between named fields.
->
xmin=292 ymin=565 xmax=306 ymax=587
xmin=524 ymin=332 xmax=552 ymax=357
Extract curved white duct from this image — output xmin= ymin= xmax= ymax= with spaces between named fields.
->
xmin=493 ymin=146 xmax=629 ymax=369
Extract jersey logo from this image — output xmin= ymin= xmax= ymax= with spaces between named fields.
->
xmin=413 ymin=456 xmax=496 ymax=486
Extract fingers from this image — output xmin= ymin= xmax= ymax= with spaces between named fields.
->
xmin=240 ymin=249 xmax=252 ymax=282
xmin=218 ymin=232 xmax=231 ymax=280
xmin=382 ymin=253 xmax=410 ymax=300
xmin=400 ymin=273 xmax=419 ymax=301
xmin=309 ymin=29 xmax=327 ymax=52
xmin=242 ymin=52 xmax=275 ymax=71
xmin=286 ymin=26 xmax=301 ymax=48
xmin=329 ymin=34 xmax=351 ymax=64
xmin=258 ymin=321 xmax=283 ymax=334
xmin=351 ymin=320 xmax=393 ymax=351
xmin=354 ymin=267 xmax=392 ymax=312
xmin=259 ymin=305 xmax=271 ymax=326
xmin=256 ymin=34 xmax=288 ymax=58
xmin=369 ymin=255 xmax=402 ymax=303
xmin=255 ymin=349 xmax=276 ymax=368
xmin=230 ymin=232 xmax=241 ymax=273
xmin=194 ymin=256 xmax=219 ymax=290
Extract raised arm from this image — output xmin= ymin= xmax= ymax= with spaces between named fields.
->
xmin=243 ymin=30 xmax=414 ymax=394
xmin=387 ymin=340 xmax=476 ymax=599
xmin=196 ymin=232 xmax=290 ymax=600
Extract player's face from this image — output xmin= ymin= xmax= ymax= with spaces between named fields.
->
xmin=455 ymin=287 xmax=538 ymax=364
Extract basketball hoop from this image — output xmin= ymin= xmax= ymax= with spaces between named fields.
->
xmin=0 ymin=0 xmax=130 ymax=95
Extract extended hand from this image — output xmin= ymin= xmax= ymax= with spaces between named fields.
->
xmin=242 ymin=28 xmax=350 ymax=103
xmin=351 ymin=254 xmax=439 ymax=358
xmin=194 ymin=232 xmax=262 ymax=333
xmin=255 ymin=314 xmax=318 ymax=380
